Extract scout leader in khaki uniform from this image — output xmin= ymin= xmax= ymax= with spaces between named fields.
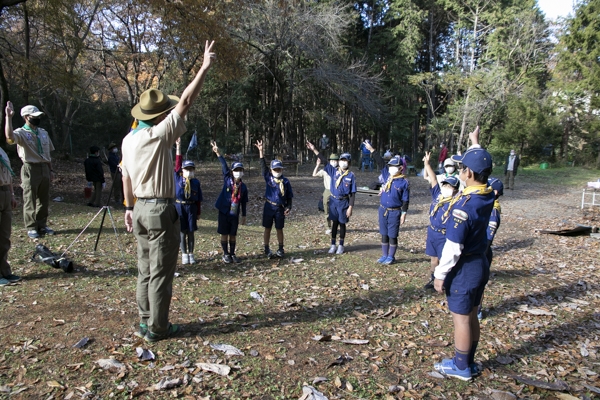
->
xmin=4 ymin=103 xmax=55 ymax=239
xmin=121 ymin=40 xmax=216 ymax=343
xmin=0 ymin=145 xmax=20 ymax=286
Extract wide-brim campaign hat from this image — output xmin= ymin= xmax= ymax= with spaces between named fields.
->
xmin=340 ymin=153 xmax=351 ymax=161
xmin=488 ymin=177 xmax=504 ymax=196
xmin=232 ymin=162 xmax=244 ymax=170
xmin=441 ymin=176 xmax=460 ymax=187
xmin=131 ymin=88 xmax=179 ymax=121
xmin=21 ymin=105 xmax=44 ymax=117
xmin=108 ymin=142 xmax=118 ymax=150
xmin=270 ymin=159 xmax=284 ymax=169
xmin=182 ymin=160 xmax=195 ymax=169
xmin=329 ymin=153 xmax=340 ymax=160
xmin=451 ymin=148 xmax=493 ymax=174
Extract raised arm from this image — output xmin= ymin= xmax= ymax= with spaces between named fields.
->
xmin=312 ymin=157 xmax=322 ymax=177
xmin=255 ymin=140 xmax=268 ymax=176
xmin=4 ymin=101 xmax=15 ymax=143
xmin=422 ymin=152 xmax=438 ymax=188
xmin=362 ymin=140 xmax=384 ymax=170
xmin=307 ymin=141 xmax=326 ymax=164
xmin=211 ymin=140 xmax=229 ymax=175
xmin=468 ymin=126 xmax=481 ymax=149
xmin=175 ymin=137 xmax=182 ymax=172
xmin=173 ymin=40 xmax=216 ymax=119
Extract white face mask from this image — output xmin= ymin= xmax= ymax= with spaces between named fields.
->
xmin=441 ymin=186 xmax=455 ymax=198
xmin=510 ymin=152 xmax=515 ymax=156
xmin=112 ymin=148 xmax=118 ymax=153
xmin=233 ymin=171 xmax=243 ymax=180
xmin=445 ymin=166 xmax=455 ymax=174
xmin=272 ymin=170 xmax=282 ymax=178
xmin=323 ymin=135 xmax=326 ymax=138
xmin=182 ymin=169 xmax=194 ymax=178
xmin=339 ymin=161 xmax=349 ymax=170
xmin=329 ymin=160 xmax=338 ymax=167
xmin=388 ymin=166 xmax=399 ymax=176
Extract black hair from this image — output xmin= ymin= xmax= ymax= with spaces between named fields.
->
xmin=473 ymin=168 xmax=492 ymax=184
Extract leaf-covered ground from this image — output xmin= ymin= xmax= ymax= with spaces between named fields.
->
xmin=0 ymin=160 xmax=599 ymax=399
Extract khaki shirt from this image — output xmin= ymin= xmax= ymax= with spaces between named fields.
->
xmin=9 ymin=126 xmax=54 ymax=163
xmin=121 ymin=111 xmax=186 ymax=199
xmin=0 ymin=147 xmax=13 ymax=186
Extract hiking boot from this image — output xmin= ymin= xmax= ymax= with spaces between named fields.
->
xmin=134 ymin=323 xmax=148 ymax=338
xmin=275 ymin=249 xmax=285 ymax=258
xmin=5 ymin=274 xmax=21 ymax=283
xmin=27 ymin=230 xmax=40 ymax=239
xmin=382 ymin=256 xmax=394 ymax=265
xmin=335 ymin=245 xmax=345 ymax=255
xmin=328 ymin=244 xmax=337 ymax=254
xmin=222 ymin=254 xmax=232 ymax=264
xmin=181 ymin=253 xmax=189 ymax=265
xmin=377 ymin=255 xmax=388 ymax=263
xmin=40 ymin=227 xmax=55 ymax=235
xmin=231 ymin=255 xmax=241 ymax=263
xmin=144 ymin=324 xmax=181 ymax=343
xmin=433 ymin=358 xmax=472 ymax=381
xmin=188 ymin=254 xmax=196 ymax=264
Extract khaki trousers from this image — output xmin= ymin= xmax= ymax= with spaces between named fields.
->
xmin=21 ymin=162 xmax=51 ymax=231
xmin=133 ymin=201 xmax=180 ymax=335
xmin=0 ymin=188 xmax=13 ymax=278
xmin=505 ymin=170 xmax=516 ymax=190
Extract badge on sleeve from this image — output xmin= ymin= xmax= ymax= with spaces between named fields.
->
xmin=452 ymin=209 xmax=468 ymax=222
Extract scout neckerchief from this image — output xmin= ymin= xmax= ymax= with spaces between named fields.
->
xmin=335 ymin=168 xmax=349 ymax=188
xmin=383 ymin=173 xmax=405 ymax=192
xmin=184 ymin=176 xmax=192 ymax=199
xmin=273 ymin=176 xmax=285 ymax=196
xmin=431 ymin=194 xmax=453 ymax=217
xmin=131 ymin=120 xmax=153 ymax=134
xmin=22 ymin=124 xmax=43 ymax=156
xmin=230 ymin=177 xmax=242 ymax=206
xmin=493 ymin=198 xmax=501 ymax=213
xmin=441 ymin=183 xmax=493 ymax=223
xmin=0 ymin=153 xmax=15 ymax=177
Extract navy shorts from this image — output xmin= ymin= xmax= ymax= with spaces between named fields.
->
xmin=378 ymin=206 xmax=401 ymax=238
xmin=425 ymin=227 xmax=446 ymax=257
xmin=329 ymin=197 xmax=350 ymax=224
xmin=444 ymin=254 xmax=489 ymax=315
xmin=176 ymin=203 xmax=197 ymax=233
xmin=217 ymin=211 xmax=239 ymax=236
xmin=262 ymin=202 xmax=285 ymax=229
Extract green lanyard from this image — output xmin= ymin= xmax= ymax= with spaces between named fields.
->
xmin=0 ymin=155 xmax=15 ymax=177
xmin=22 ymin=124 xmax=44 ymax=156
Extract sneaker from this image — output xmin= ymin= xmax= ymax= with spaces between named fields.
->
xmin=182 ymin=253 xmax=189 ymax=265
xmin=477 ymin=309 xmax=484 ymax=320
xmin=40 ymin=227 xmax=55 ymax=235
xmin=188 ymin=254 xmax=196 ymax=264
xmin=335 ymin=245 xmax=345 ymax=255
xmin=328 ymin=244 xmax=337 ymax=254
xmin=433 ymin=358 xmax=472 ymax=381
xmin=5 ymin=274 xmax=21 ymax=283
xmin=377 ymin=255 xmax=388 ymax=263
xmin=27 ymin=230 xmax=40 ymax=239
xmin=275 ymin=249 xmax=285 ymax=258
xmin=222 ymin=254 xmax=232 ymax=264
xmin=424 ymin=278 xmax=435 ymax=290
xmin=382 ymin=256 xmax=394 ymax=265
xmin=231 ymin=255 xmax=241 ymax=263
xmin=134 ymin=323 xmax=148 ymax=338
xmin=265 ymin=250 xmax=275 ymax=259
xmin=144 ymin=323 xmax=181 ymax=343
xmin=0 ymin=277 xmax=10 ymax=286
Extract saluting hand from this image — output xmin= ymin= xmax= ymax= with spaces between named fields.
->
xmin=5 ymin=101 xmax=14 ymax=118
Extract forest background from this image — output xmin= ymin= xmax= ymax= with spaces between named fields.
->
xmin=0 ymin=0 xmax=598 ymax=168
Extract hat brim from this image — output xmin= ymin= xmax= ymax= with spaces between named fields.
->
xmin=441 ymin=178 xmax=460 ymax=187
xmin=23 ymin=111 xmax=44 ymax=117
xmin=131 ymin=95 xmax=179 ymax=121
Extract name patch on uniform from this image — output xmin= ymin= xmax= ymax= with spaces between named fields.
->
xmin=452 ymin=209 xmax=468 ymax=221
xmin=488 ymin=221 xmax=498 ymax=229
xmin=344 ymin=177 xmax=352 ymax=182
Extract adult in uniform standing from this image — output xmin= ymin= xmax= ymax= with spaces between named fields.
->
xmin=121 ymin=40 xmax=216 ymax=342
xmin=0 ymin=144 xmax=19 ymax=285
xmin=4 ymin=103 xmax=55 ymax=239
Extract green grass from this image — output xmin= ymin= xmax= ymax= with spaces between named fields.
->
xmin=519 ymin=165 xmax=600 ymax=186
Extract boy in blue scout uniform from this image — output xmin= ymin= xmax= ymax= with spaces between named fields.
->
xmin=362 ymin=141 xmax=409 ymax=264
xmin=211 ymin=140 xmax=248 ymax=264
xmin=421 ymin=151 xmax=461 ymax=289
xmin=255 ymin=140 xmax=293 ymax=258
xmin=306 ymin=141 xmax=357 ymax=254
xmin=432 ymin=147 xmax=495 ymax=381
xmin=174 ymin=138 xmax=203 ymax=265
xmin=477 ymin=177 xmax=504 ymax=320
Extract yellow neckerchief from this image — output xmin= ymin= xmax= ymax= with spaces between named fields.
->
xmin=335 ymin=168 xmax=349 ymax=188
xmin=431 ymin=194 xmax=453 ymax=217
xmin=383 ymin=173 xmax=405 ymax=192
xmin=273 ymin=176 xmax=285 ymax=196
xmin=184 ymin=177 xmax=191 ymax=199
xmin=441 ymin=184 xmax=493 ymax=223
xmin=493 ymin=198 xmax=501 ymax=213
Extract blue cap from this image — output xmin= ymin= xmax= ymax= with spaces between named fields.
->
xmin=182 ymin=160 xmax=195 ymax=169
xmin=231 ymin=161 xmax=244 ymax=170
xmin=270 ymin=159 xmax=284 ymax=169
xmin=451 ymin=148 xmax=493 ymax=174
xmin=340 ymin=153 xmax=351 ymax=161
xmin=387 ymin=155 xmax=402 ymax=166
xmin=441 ymin=176 xmax=460 ymax=188
xmin=488 ymin=177 xmax=504 ymax=196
